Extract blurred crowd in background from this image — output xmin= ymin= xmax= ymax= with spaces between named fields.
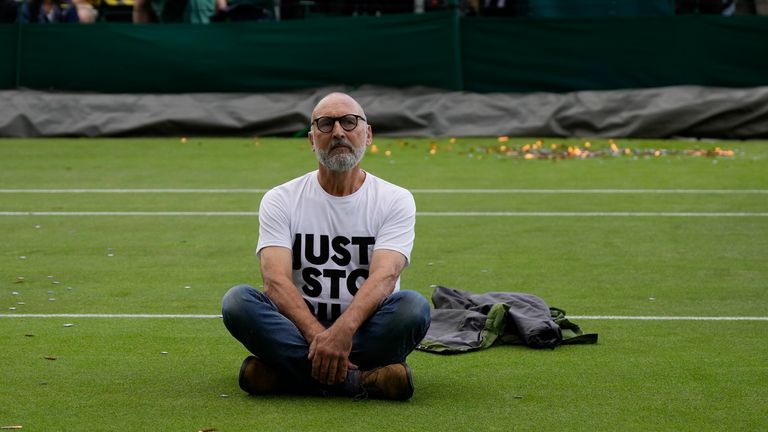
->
xmin=0 ymin=0 xmax=766 ymax=25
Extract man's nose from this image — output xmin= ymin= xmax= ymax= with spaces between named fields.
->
xmin=332 ymin=119 xmax=346 ymax=136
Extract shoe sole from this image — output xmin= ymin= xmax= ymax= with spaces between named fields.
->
xmin=401 ymin=363 xmax=415 ymax=401
xmin=238 ymin=355 xmax=258 ymax=394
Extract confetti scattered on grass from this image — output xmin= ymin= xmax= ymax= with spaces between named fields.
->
xmin=370 ymin=138 xmax=738 ymax=160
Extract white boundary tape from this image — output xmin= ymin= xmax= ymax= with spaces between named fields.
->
xmin=1 ymin=314 xmax=766 ymax=321
xmin=0 ymin=188 xmax=767 ymax=194
xmin=1 ymin=211 xmax=767 ymax=217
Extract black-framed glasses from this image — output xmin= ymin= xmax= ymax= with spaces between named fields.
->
xmin=312 ymin=114 xmax=366 ymax=133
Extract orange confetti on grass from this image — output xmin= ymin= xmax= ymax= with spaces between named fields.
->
xmin=369 ymin=144 xmax=379 ymax=154
xmin=457 ymin=140 xmax=734 ymax=161
xmin=497 ymin=136 xmax=509 ymax=143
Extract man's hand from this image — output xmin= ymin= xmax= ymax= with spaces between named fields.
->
xmin=307 ymin=325 xmax=357 ymax=385
xmin=306 ymin=250 xmax=407 ymax=385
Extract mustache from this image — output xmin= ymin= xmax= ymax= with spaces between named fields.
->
xmin=330 ymin=139 xmax=354 ymax=151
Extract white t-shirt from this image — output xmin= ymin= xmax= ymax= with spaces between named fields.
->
xmin=257 ymin=170 xmax=416 ymax=322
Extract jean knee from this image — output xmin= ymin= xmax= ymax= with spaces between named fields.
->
xmin=221 ymin=284 xmax=257 ymax=323
xmin=390 ymin=290 xmax=431 ymax=330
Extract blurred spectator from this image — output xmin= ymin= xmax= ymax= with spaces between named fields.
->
xmin=279 ymin=0 xmax=413 ymax=18
xmin=352 ymin=0 xmax=412 ymax=15
xmin=211 ymin=0 xmax=274 ymax=21
xmin=133 ymin=0 xmax=225 ymax=22
xmin=744 ymin=0 xmax=768 ymax=13
xmin=73 ymin=0 xmax=98 ymax=21
xmin=21 ymin=0 xmax=80 ymax=22
xmin=424 ymin=0 xmax=481 ymax=15
xmin=481 ymin=0 xmax=528 ymax=16
xmin=677 ymin=0 xmax=737 ymax=14
xmin=0 ymin=0 xmax=19 ymax=21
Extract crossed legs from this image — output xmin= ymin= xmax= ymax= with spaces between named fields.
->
xmin=221 ymin=284 xmax=431 ymax=395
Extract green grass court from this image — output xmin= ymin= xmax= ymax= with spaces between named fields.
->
xmin=1 ymin=137 xmax=767 ymax=431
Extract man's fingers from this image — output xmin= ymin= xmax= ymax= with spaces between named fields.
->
xmin=313 ymin=355 xmax=335 ymax=385
xmin=324 ymin=358 xmax=338 ymax=385
xmin=311 ymin=354 xmax=349 ymax=385
xmin=308 ymin=329 xmax=354 ymax=385
xmin=335 ymin=362 xmax=348 ymax=384
xmin=311 ymin=357 xmax=319 ymax=381
xmin=311 ymin=352 xmax=324 ymax=382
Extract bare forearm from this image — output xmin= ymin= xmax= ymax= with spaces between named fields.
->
xmin=332 ymin=250 xmax=405 ymax=335
xmin=331 ymin=272 xmax=396 ymax=336
xmin=264 ymin=278 xmax=325 ymax=342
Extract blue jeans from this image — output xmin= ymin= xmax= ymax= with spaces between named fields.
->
xmin=221 ymin=284 xmax=431 ymax=393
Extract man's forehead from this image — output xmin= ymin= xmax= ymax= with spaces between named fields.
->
xmin=312 ymin=94 xmax=363 ymax=118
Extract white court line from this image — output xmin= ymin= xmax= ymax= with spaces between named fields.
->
xmin=417 ymin=212 xmax=768 ymax=217
xmin=0 ymin=211 xmax=260 ymax=216
xmin=570 ymin=316 xmax=768 ymax=321
xmin=411 ymin=189 xmax=768 ymax=194
xmin=1 ymin=188 xmax=767 ymax=194
xmin=1 ymin=211 xmax=767 ymax=217
xmin=0 ymin=189 xmax=270 ymax=194
xmin=1 ymin=314 xmax=766 ymax=321
xmin=0 ymin=314 xmax=221 ymax=319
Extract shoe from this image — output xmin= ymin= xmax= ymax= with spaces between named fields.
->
xmin=238 ymin=355 xmax=280 ymax=395
xmin=359 ymin=363 xmax=414 ymax=401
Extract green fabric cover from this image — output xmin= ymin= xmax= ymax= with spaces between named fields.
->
xmin=2 ymin=13 xmax=768 ymax=93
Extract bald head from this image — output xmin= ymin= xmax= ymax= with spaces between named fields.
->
xmin=311 ymin=92 xmax=367 ymax=121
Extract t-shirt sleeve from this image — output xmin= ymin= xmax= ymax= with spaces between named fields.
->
xmin=374 ymin=189 xmax=416 ymax=265
xmin=256 ymin=188 xmax=292 ymax=256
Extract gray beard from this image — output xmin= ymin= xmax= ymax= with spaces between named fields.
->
xmin=316 ymin=140 xmax=366 ymax=172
